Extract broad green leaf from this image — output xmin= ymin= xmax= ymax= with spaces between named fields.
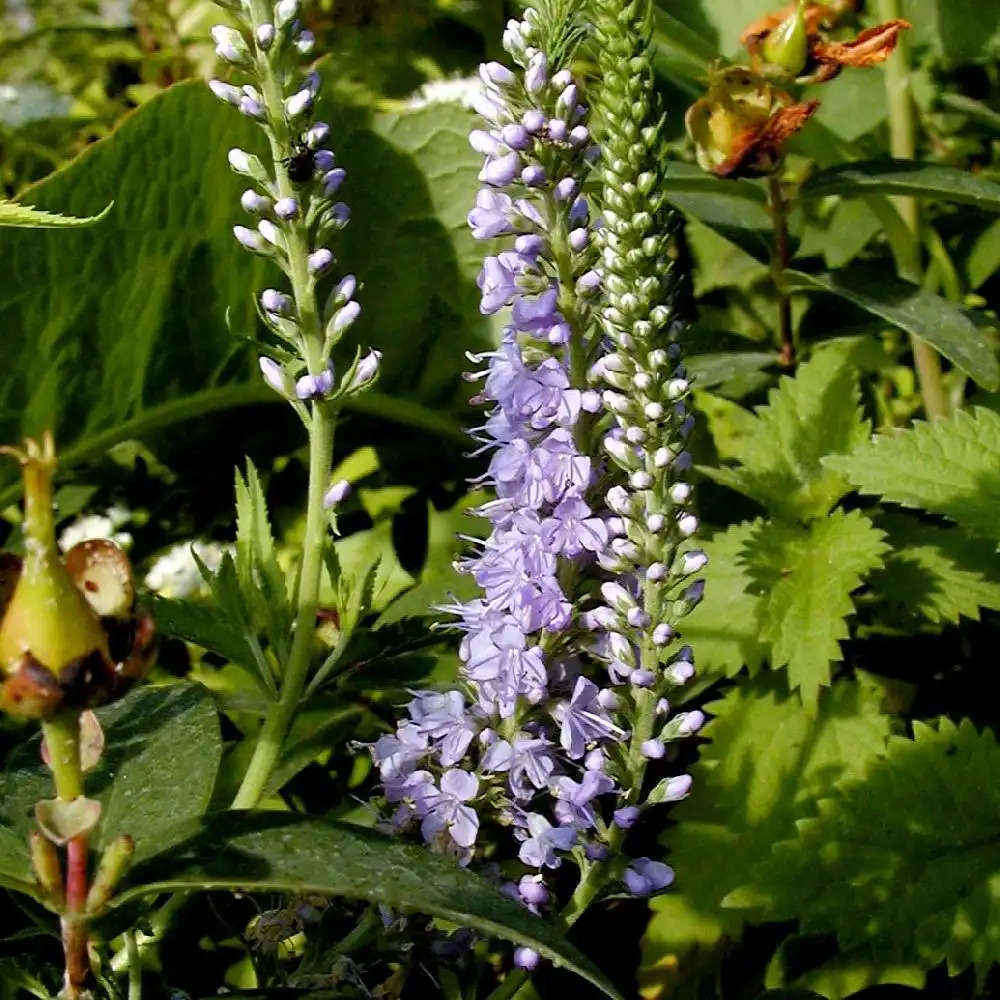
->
xmin=824 ymin=407 xmax=1000 ymax=544
xmin=686 ymin=350 xmax=780 ymax=388
xmin=109 ymin=811 xmax=622 ymax=999
xmin=967 ymin=217 xmax=1000 ymax=290
xmin=149 ymin=594 xmax=260 ymax=667
xmin=786 ymin=269 xmax=1000 ymax=391
xmin=729 ymin=718 xmax=1000 ymax=982
xmin=790 ymin=947 xmax=924 ymax=1000
xmin=679 ymin=521 xmax=767 ymax=680
xmin=642 ymin=675 xmax=890 ymax=975
xmin=661 ymin=162 xmax=767 ymax=204
xmin=800 ymin=160 xmax=1000 ymax=213
xmin=0 ymin=81 xmax=485 ymax=494
xmin=869 ymin=515 xmax=1000 ymax=626
xmin=745 ymin=511 xmax=888 ymax=703
xmin=0 ymin=685 xmax=220 ymax=864
xmin=698 ymin=346 xmax=870 ymax=521
xmin=0 ymin=199 xmax=113 ymax=229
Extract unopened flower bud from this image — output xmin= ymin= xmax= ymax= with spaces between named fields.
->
xmin=761 ymin=0 xmax=809 ymax=79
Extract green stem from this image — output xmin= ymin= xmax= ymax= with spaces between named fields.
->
xmin=231 ymin=402 xmax=335 ymax=808
xmin=41 ymin=713 xmax=84 ymax=802
xmin=767 ymin=173 xmax=794 ymax=367
xmin=126 ymin=930 xmax=142 ymax=1000
xmin=876 ymin=0 xmax=949 ymax=420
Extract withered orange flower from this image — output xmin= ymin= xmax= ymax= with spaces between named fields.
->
xmin=685 ymin=66 xmax=820 ymax=178
xmin=743 ymin=1 xmax=911 ymax=84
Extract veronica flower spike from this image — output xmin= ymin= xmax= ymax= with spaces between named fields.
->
xmin=206 ymin=0 xmax=381 ymax=810
xmin=368 ymin=0 xmax=706 ymax=981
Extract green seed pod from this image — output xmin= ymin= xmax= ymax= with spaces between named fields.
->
xmin=761 ymin=0 xmax=809 ymax=80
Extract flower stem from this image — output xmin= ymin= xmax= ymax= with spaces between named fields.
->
xmin=875 ymin=0 xmax=948 ymax=420
xmin=232 ymin=401 xmax=334 ymax=808
xmin=767 ymin=173 xmax=794 ymax=368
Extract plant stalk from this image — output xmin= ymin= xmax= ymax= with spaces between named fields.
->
xmin=768 ymin=173 xmax=795 ymax=367
xmin=876 ymin=0 xmax=949 ymax=419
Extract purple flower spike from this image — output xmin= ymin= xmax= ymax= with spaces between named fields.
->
xmin=233 ymin=225 xmax=265 ymax=252
xmin=308 ymin=248 xmax=334 ymax=275
xmin=258 ymin=357 xmax=287 ymax=396
xmin=481 ymin=151 xmax=521 ymax=187
xmin=519 ymin=813 xmax=576 ymax=869
xmin=521 ymin=164 xmax=546 ymax=186
xmin=642 ymin=739 xmax=666 ymax=760
xmin=623 ymin=859 xmax=674 ymax=897
xmin=295 ymin=366 xmax=335 ymax=401
xmin=514 ymin=947 xmax=540 ymax=972
xmin=501 ymin=124 xmax=531 ymax=150
xmin=261 ymin=288 xmax=293 ymax=316
xmin=421 ymin=769 xmax=480 ymax=848
xmin=323 ymin=479 xmax=351 ymax=510
xmin=548 ymin=118 xmax=568 ymax=142
xmin=525 ymin=53 xmax=548 ymax=93
xmin=468 ymin=190 xmax=515 ymax=240
xmin=613 ymin=805 xmax=640 ymax=829
xmin=323 ymin=168 xmax=347 ymax=197
xmin=274 ymin=197 xmax=299 ymax=220
xmin=551 ymin=677 xmax=623 ymax=759
xmin=518 ymin=875 xmax=549 ymax=908
xmin=477 ymin=256 xmax=519 ymax=315
xmin=522 ymin=109 xmax=546 ymax=133
xmin=307 ymin=122 xmax=330 ymax=148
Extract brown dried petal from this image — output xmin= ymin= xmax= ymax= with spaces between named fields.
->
xmin=0 ymin=655 xmax=64 ymax=718
xmin=714 ymin=99 xmax=821 ymax=178
xmin=811 ymin=19 xmax=912 ymax=67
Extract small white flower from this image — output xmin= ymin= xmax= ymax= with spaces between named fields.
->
xmin=144 ymin=540 xmax=231 ymax=599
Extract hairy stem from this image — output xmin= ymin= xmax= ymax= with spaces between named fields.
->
xmin=768 ymin=173 xmax=794 ymax=367
xmin=876 ymin=0 xmax=948 ymax=419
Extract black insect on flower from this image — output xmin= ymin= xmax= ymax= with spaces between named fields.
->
xmin=285 ymin=139 xmax=316 ymax=186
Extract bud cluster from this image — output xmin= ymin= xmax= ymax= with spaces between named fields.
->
xmin=208 ymin=0 xmax=379 ymax=421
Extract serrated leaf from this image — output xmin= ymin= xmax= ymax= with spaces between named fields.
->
xmin=731 ymin=718 xmax=1000 ymax=982
xmin=791 ymin=946 xmax=924 ymax=1000
xmin=869 ymin=515 xmax=1000 ymax=626
xmin=642 ymin=675 xmax=890 ymax=971
xmin=799 ymin=160 xmax=1000 ymax=212
xmin=149 ymin=595 xmax=259 ymax=671
xmin=698 ymin=346 xmax=870 ymax=521
xmin=235 ymin=461 xmax=292 ymax=663
xmin=0 ymin=199 xmax=113 ymax=229
xmin=786 ymin=269 xmax=1000 ymax=391
xmin=109 ymin=811 xmax=622 ymax=999
xmin=824 ymin=407 xmax=1000 ymax=544
xmin=679 ymin=521 xmax=768 ymax=680
xmin=0 ymin=685 xmax=220 ymax=865
xmin=745 ymin=511 xmax=888 ymax=703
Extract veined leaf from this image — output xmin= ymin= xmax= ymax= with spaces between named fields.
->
xmin=728 ymin=718 xmax=1000 ymax=982
xmin=642 ymin=675 xmax=890 ymax=977
xmin=0 ymin=199 xmax=113 ymax=228
xmin=824 ymin=407 xmax=1000 ymax=544
xmin=786 ymin=269 xmax=1000 ymax=390
xmin=869 ymin=515 xmax=1000 ymax=626
xmin=679 ymin=521 xmax=767 ymax=680
xmin=109 ymin=811 xmax=622 ymax=999
xmin=745 ymin=511 xmax=888 ymax=703
xmin=698 ymin=345 xmax=870 ymax=522
xmin=800 ymin=160 xmax=1000 ymax=213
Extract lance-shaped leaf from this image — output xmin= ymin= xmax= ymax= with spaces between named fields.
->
xmin=786 ymin=269 xmax=1000 ymax=390
xmin=799 ymin=159 xmax=1000 ymax=212
xmin=0 ymin=199 xmax=113 ymax=229
xmin=108 ymin=811 xmax=622 ymax=999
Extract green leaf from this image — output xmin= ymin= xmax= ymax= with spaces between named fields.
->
xmin=679 ymin=521 xmax=768 ymax=680
xmin=0 ymin=685 xmax=221 ymax=864
xmin=0 ymin=199 xmax=113 ymax=228
xmin=790 ymin=947 xmax=924 ymax=1000
xmin=824 ymin=407 xmax=1000 ymax=544
xmin=745 ymin=511 xmax=888 ymax=703
xmin=149 ymin=595 xmax=260 ymax=672
xmin=730 ymin=718 xmax=1000 ymax=982
xmin=966 ymin=217 xmax=1000 ymax=291
xmin=0 ymin=81 xmax=485 ymax=494
xmin=686 ymin=350 xmax=780 ymax=389
xmin=109 ymin=811 xmax=622 ymax=999
xmin=698 ymin=345 xmax=870 ymax=521
xmin=642 ymin=674 xmax=890 ymax=973
xmin=786 ymin=269 xmax=1000 ymax=391
xmin=869 ymin=515 xmax=1000 ymax=626
xmin=235 ymin=461 xmax=292 ymax=664
xmin=800 ymin=160 xmax=1000 ymax=213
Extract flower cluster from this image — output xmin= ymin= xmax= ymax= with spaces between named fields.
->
xmin=368 ymin=5 xmax=705 ymax=962
xmin=208 ymin=0 xmax=379 ymax=414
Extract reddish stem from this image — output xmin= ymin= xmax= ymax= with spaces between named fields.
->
xmin=61 ymin=834 xmax=89 ymax=998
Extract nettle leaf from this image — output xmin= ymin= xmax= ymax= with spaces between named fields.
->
xmin=679 ymin=521 xmax=767 ymax=681
xmin=869 ymin=515 xmax=1000 ymax=627
xmin=787 ymin=269 xmax=1000 ymax=391
xmin=824 ymin=407 xmax=1000 ymax=545
xmin=729 ymin=718 xmax=1000 ymax=982
xmin=641 ymin=675 xmax=890 ymax=974
xmin=110 ymin=812 xmax=622 ymax=999
xmin=699 ymin=347 xmax=869 ymax=521
xmin=0 ymin=199 xmax=113 ymax=229
xmin=0 ymin=685 xmax=220 ymax=865
xmin=744 ymin=511 xmax=888 ymax=703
